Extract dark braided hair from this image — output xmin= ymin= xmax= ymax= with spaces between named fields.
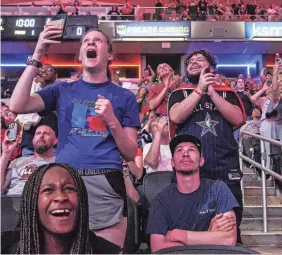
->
xmin=16 ymin=163 xmax=94 ymax=254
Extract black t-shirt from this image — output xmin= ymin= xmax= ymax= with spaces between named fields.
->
xmin=232 ymin=4 xmax=241 ymax=15
xmin=236 ymin=91 xmax=253 ymax=116
xmin=208 ymin=4 xmax=218 ymax=15
xmin=1 ymin=230 xmax=121 ymax=254
xmin=108 ymin=10 xmax=120 ymax=20
xmin=189 ymin=3 xmax=198 ymax=14
xmin=155 ymin=2 xmax=163 ymax=7
xmin=246 ymin=4 xmax=256 ymax=15
xmin=168 ymin=87 xmax=243 ymax=182
xmin=198 ymin=1 xmax=207 ymax=12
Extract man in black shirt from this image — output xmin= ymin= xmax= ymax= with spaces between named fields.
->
xmin=236 ymin=78 xmax=253 ymax=118
xmin=234 ymin=78 xmax=253 ymax=144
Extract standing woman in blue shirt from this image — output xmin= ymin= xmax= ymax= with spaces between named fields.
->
xmin=9 ymin=25 xmax=140 ymax=249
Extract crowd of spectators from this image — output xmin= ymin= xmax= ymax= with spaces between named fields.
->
xmin=10 ymin=0 xmax=282 ymax=21
xmin=152 ymin=0 xmax=282 ymax=21
xmin=1 ymin=23 xmax=282 ymax=253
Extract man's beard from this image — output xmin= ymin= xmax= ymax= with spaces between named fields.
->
xmin=187 ymin=72 xmax=200 ymax=85
xmin=176 ymin=168 xmax=199 ymax=176
xmin=34 ymin=145 xmax=50 ymax=154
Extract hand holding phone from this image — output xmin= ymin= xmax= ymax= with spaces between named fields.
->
xmin=33 ymin=15 xmax=66 ymax=58
xmin=2 ymin=128 xmax=20 ymax=155
xmin=47 ymin=13 xmax=68 ymax=41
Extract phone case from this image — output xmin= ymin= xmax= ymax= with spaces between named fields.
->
xmin=7 ymin=123 xmax=18 ymax=141
xmin=49 ymin=14 xmax=67 ymax=40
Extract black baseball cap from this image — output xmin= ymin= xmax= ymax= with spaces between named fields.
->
xmin=170 ymin=134 xmax=202 ymax=155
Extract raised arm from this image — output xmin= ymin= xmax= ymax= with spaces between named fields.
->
xmin=250 ymin=82 xmax=269 ymax=106
xmin=148 ymin=73 xmax=181 ymax=111
xmin=1 ymin=134 xmax=19 ymax=193
xmin=260 ymin=68 xmax=266 ymax=85
xmin=144 ymin=117 xmax=167 ymax=169
xmin=148 ymin=84 xmax=169 ymax=111
xmin=272 ymin=62 xmax=282 ymax=94
xmin=95 ymin=95 xmax=138 ymax=162
xmin=148 ymin=65 xmax=156 ymax=81
xmin=9 ymin=25 xmax=62 ymax=113
xmin=9 ymin=25 xmax=62 ymax=114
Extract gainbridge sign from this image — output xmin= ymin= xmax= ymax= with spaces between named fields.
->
xmin=114 ymin=21 xmax=191 ymax=39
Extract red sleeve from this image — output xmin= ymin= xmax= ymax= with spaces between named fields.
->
xmin=136 ymin=147 xmax=143 ymax=156
xmin=148 ymin=85 xmax=158 ymax=102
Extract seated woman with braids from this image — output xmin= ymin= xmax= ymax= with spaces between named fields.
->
xmin=1 ymin=163 xmax=121 ymax=254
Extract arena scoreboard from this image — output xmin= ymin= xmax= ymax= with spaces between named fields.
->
xmin=1 ymin=15 xmax=98 ymax=41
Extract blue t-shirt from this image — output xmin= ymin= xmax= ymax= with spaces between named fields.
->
xmin=146 ymin=178 xmax=239 ymax=235
xmin=36 ymin=79 xmax=140 ymax=170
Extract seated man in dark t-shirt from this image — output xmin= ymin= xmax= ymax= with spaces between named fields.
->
xmin=147 ymin=134 xmax=238 ymax=252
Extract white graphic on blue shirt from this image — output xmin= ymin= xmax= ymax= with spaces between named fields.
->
xmin=196 ymin=112 xmax=219 ymax=137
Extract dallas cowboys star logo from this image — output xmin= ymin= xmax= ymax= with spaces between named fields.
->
xmin=196 ymin=112 xmax=219 ymax=137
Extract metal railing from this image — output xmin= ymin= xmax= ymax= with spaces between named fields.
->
xmin=239 ymin=131 xmax=282 ymax=233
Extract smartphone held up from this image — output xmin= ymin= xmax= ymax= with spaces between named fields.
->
xmin=7 ymin=122 xmax=23 ymax=141
xmin=47 ymin=13 xmax=68 ymax=41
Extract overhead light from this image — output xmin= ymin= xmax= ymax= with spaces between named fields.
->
xmin=251 ymin=37 xmax=282 ymax=41
xmin=120 ymin=37 xmax=186 ymax=42
xmin=217 ymin=64 xmax=256 ymax=75
xmin=217 ymin=64 xmax=256 ymax=68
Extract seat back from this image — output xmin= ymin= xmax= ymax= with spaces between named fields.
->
xmin=142 ymin=171 xmax=172 ymax=204
xmin=154 ymin=244 xmax=259 ymax=254
xmin=123 ymin=199 xmax=140 ymax=254
xmin=1 ymin=195 xmax=21 ymax=232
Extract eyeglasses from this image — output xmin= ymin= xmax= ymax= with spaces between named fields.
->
xmin=38 ymin=66 xmax=56 ymax=74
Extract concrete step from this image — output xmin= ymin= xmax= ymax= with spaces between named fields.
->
xmin=243 ymin=167 xmax=256 ymax=174
xmin=241 ymin=218 xmax=282 ymax=231
xmin=241 ymin=231 xmax=282 ymax=246
xmin=243 ymin=179 xmax=274 ymax=187
xmin=243 ymin=206 xmax=282 ymax=218
xmin=243 ymin=173 xmax=259 ymax=182
xmin=244 ymin=187 xmax=276 ymax=196
xmin=250 ymin=246 xmax=282 ymax=254
xmin=244 ymin=196 xmax=282 ymax=206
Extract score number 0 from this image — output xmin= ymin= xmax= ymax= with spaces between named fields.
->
xmin=76 ymin=26 xmax=83 ymax=36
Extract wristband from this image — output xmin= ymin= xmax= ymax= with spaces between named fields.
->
xmin=194 ymin=89 xmax=203 ymax=97
xmin=26 ymin=56 xmax=43 ymax=68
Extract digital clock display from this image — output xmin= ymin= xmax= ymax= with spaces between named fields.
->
xmin=1 ymin=15 xmax=98 ymax=41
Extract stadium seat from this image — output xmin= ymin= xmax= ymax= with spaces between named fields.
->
xmin=143 ymin=13 xmax=152 ymax=20
xmin=123 ymin=199 xmax=140 ymax=254
xmin=142 ymin=171 xmax=172 ymax=204
xmin=153 ymin=244 xmax=259 ymax=254
xmin=1 ymin=195 xmax=21 ymax=232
